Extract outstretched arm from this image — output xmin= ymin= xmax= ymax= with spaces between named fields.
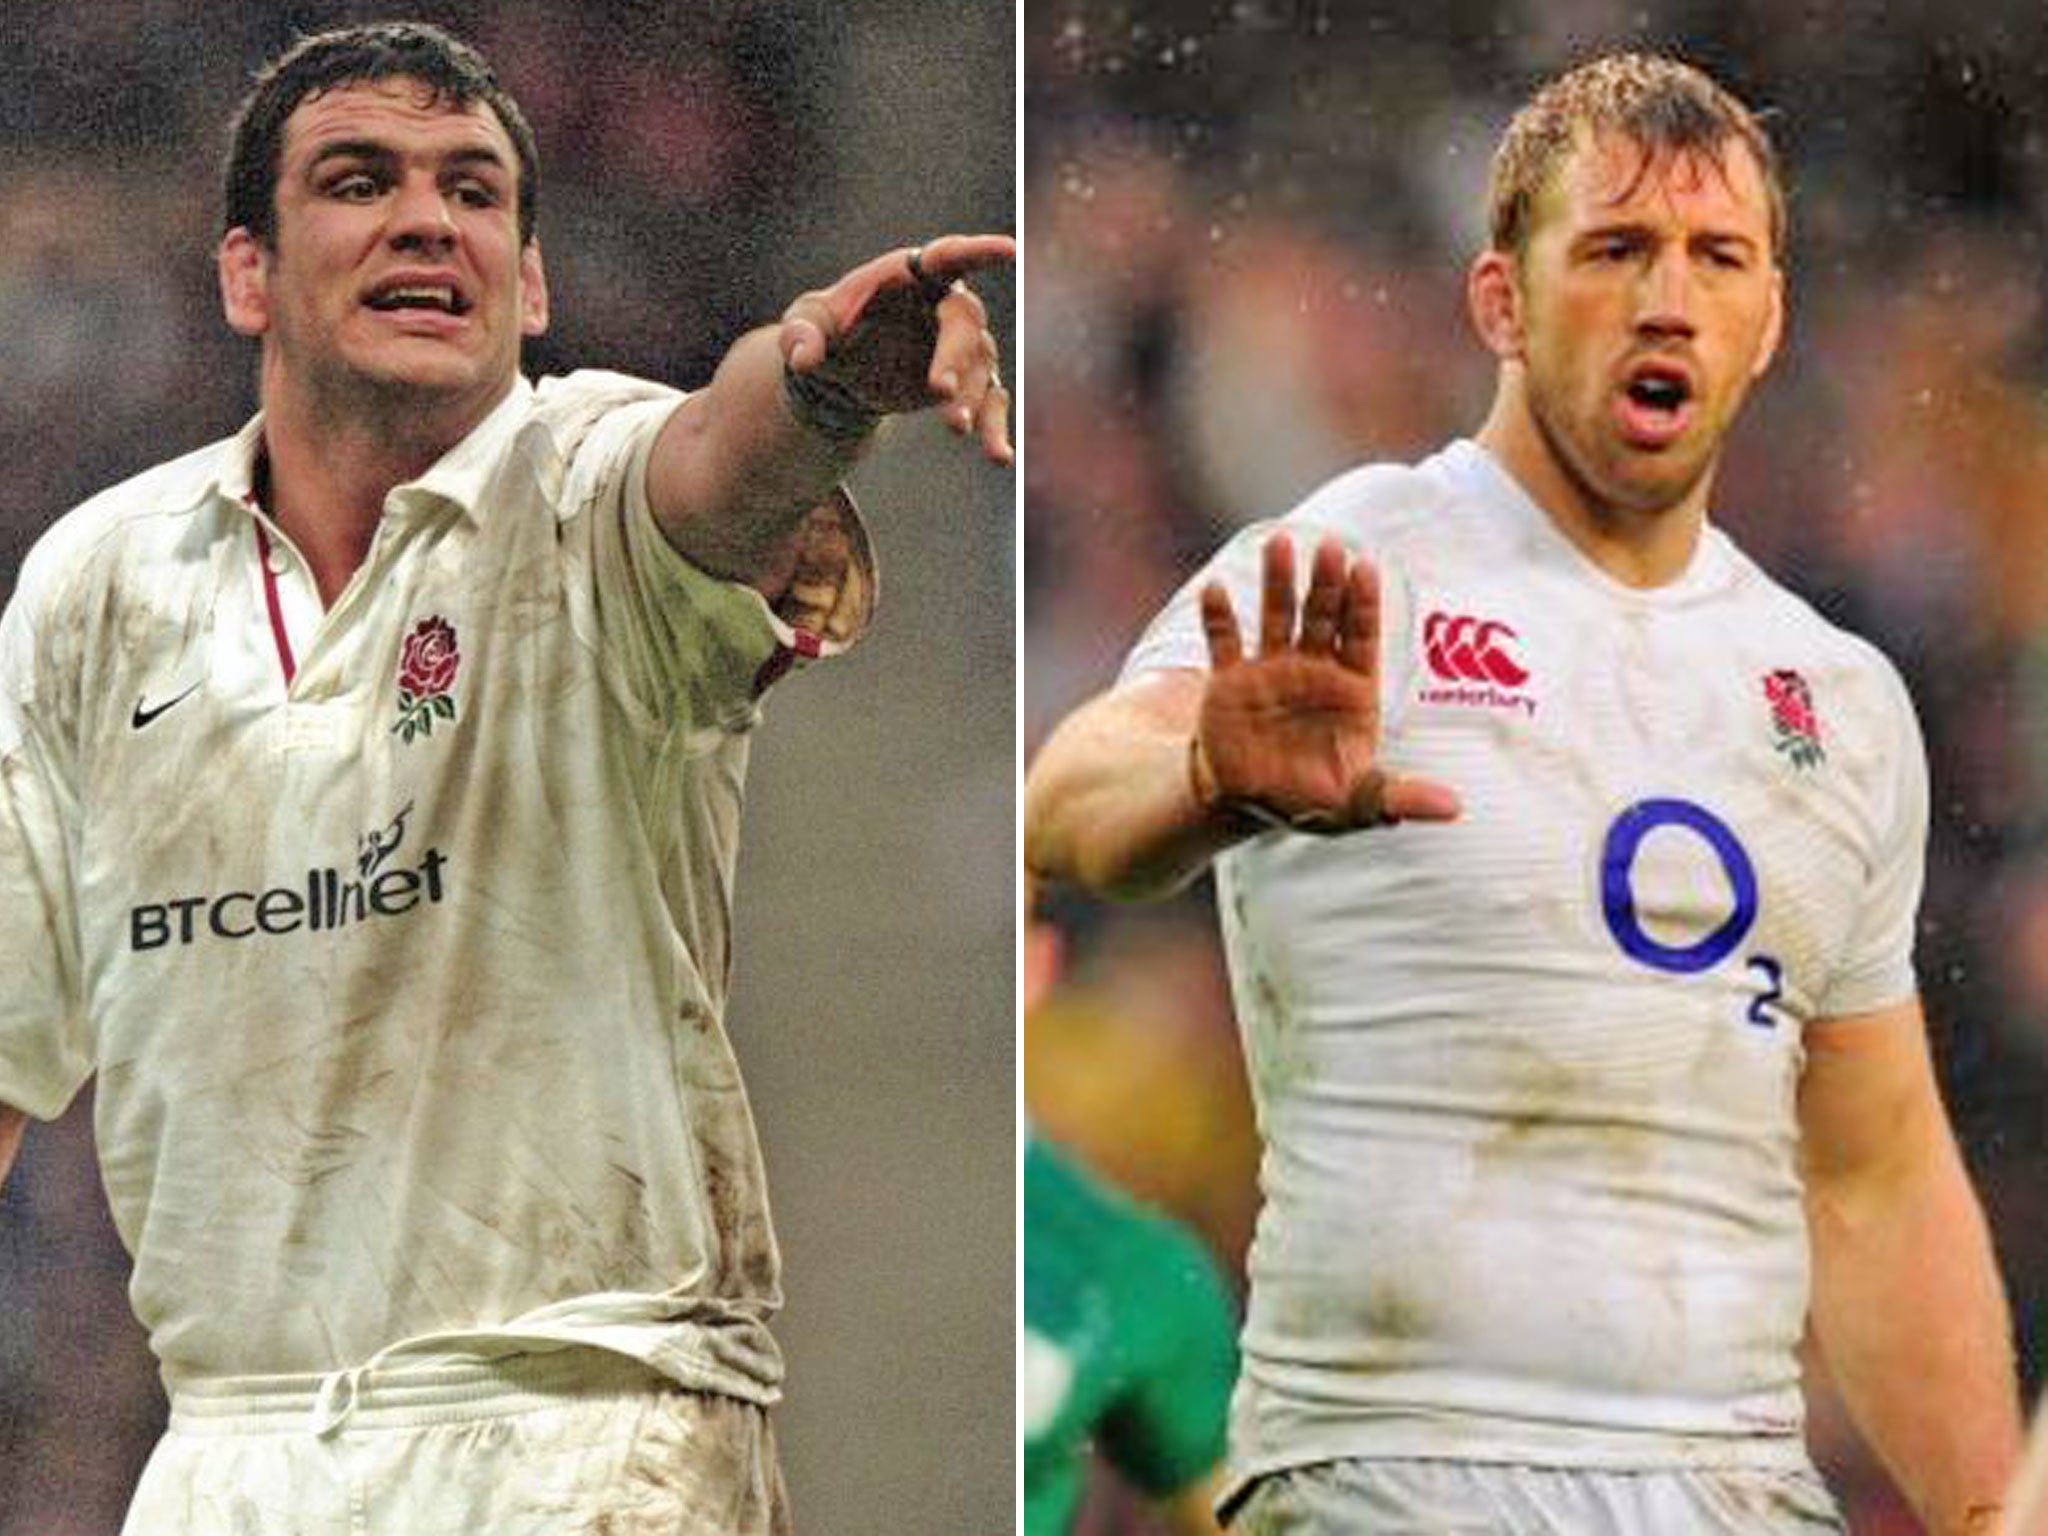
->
xmin=1024 ymin=534 xmax=1458 ymax=901
xmin=1801 ymin=998 xmax=2020 ymax=1536
xmin=646 ymin=234 xmax=1013 ymax=587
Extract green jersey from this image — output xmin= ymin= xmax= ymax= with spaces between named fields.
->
xmin=1023 ymin=1135 xmax=1237 ymax=1536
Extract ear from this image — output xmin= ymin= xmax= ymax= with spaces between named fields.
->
xmin=520 ymin=239 xmax=550 ymax=338
xmin=1750 ymin=263 xmax=1785 ymax=381
xmin=218 ymin=228 xmax=271 ymax=338
xmin=1024 ymin=920 xmax=1063 ymax=1017
xmin=1467 ymin=250 xmax=1525 ymax=361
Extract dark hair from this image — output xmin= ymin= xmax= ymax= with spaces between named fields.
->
xmin=224 ymin=21 xmax=539 ymax=246
xmin=1489 ymin=53 xmax=1784 ymax=259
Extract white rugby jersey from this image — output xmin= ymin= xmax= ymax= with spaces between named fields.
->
xmin=0 ymin=370 xmax=873 ymax=1399
xmin=1124 ymin=441 xmax=1925 ymax=1482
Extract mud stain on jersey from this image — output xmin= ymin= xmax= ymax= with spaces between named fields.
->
xmin=1359 ymin=1276 xmax=1435 ymax=1351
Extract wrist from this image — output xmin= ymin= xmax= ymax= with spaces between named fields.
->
xmin=1186 ymin=732 xmax=1327 ymax=838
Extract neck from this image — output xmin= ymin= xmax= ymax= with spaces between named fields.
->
xmin=256 ymin=362 xmax=510 ymax=605
xmin=1473 ymin=371 xmax=1712 ymax=590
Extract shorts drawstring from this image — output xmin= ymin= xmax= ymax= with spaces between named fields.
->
xmin=311 ymin=1363 xmax=368 ymax=1437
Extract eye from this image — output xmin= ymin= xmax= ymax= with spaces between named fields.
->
xmin=325 ymin=172 xmax=383 ymax=202
xmin=451 ymin=178 xmax=502 ymax=210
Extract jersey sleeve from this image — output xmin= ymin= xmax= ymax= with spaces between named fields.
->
xmin=1117 ymin=470 xmax=1416 ymax=693
xmin=1813 ymin=657 xmax=1927 ymax=1018
xmin=1096 ymin=1213 xmax=1238 ymax=1500
xmin=542 ymin=370 xmax=877 ymax=737
xmin=0 ymin=550 xmax=90 ymax=1119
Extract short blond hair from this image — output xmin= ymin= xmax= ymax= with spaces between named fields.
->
xmin=1488 ymin=54 xmax=1784 ymax=257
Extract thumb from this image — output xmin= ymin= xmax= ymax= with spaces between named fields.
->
xmin=780 ymin=316 xmax=830 ymax=373
xmin=1373 ymin=772 xmax=1462 ymax=825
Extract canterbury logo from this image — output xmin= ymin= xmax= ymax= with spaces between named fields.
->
xmin=1423 ymin=612 xmax=1529 ymax=686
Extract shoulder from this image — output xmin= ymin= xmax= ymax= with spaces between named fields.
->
xmin=1270 ymin=443 xmax=1510 ymax=573
xmin=1282 ymin=450 xmax=1462 ymax=542
xmin=14 ymin=437 xmax=236 ymax=616
xmin=526 ymin=370 xmax=684 ymax=455
xmin=1719 ymin=537 xmax=1909 ymax=687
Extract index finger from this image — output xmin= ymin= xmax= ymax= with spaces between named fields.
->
xmin=906 ymin=234 xmax=1017 ymax=287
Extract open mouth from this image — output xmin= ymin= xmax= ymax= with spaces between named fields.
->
xmin=1616 ymin=362 xmax=1695 ymax=445
xmin=365 ymin=284 xmax=471 ymax=316
xmin=1626 ymin=373 xmax=1690 ymax=412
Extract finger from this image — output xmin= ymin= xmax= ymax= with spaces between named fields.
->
xmin=928 ymin=308 xmax=993 ymax=407
xmin=778 ymin=302 xmax=834 ymax=373
xmin=908 ymin=233 xmax=1017 ymax=287
xmin=1335 ymin=556 xmax=1381 ymax=677
xmin=975 ymin=379 xmax=1013 ymax=464
xmin=815 ymin=247 xmax=922 ymax=338
xmin=1374 ymin=772 xmax=1463 ymax=825
xmin=950 ymin=336 xmax=1006 ymax=437
xmin=1200 ymin=581 xmax=1244 ymax=671
xmin=1298 ymin=537 xmax=1347 ymax=656
xmin=1258 ymin=534 xmax=1297 ymax=658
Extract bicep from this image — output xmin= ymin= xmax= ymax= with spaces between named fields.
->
xmin=1799 ymin=997 xmax=1949 ymax=1192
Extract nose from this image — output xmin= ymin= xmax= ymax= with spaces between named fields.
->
xmin=386 ymin=172 xmax=457 ymax=252
xmin=1636 ymin=246 xmax=1695 ymax=340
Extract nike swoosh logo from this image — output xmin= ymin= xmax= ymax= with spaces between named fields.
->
xmin=131 ymin=681 xmax=202 ymax=730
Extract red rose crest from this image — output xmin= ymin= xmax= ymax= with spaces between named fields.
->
xmin=393 ymin=615 xmax=460 ymax=743
xmin=1763 ymin=668 xmax=1823 ymax=768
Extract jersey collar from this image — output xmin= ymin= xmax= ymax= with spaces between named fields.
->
xmin=1440 ymin=438 xmax=1738 ymax=606
xmin=199 ymin=375 xmax=539 ymax=527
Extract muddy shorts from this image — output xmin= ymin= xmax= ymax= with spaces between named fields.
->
xmin=122 ymin=1349 xmax=791 ymax=1536
xmin=1226 ymin=1457 xmax=1846 ymax=1535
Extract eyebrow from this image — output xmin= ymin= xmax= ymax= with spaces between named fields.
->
xmin=1572 ymin=220 xmax=1763 ymax=251
xmin=305 ymin=139 xmax=511 ymax=176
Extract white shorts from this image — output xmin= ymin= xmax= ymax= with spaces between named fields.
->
xmin=1226 ymin=1458 xmax=1846 ymax=1535
xmin=122 ymin=1349 xmax=791 ymax=1536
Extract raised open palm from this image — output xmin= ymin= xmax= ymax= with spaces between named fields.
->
xmin=1196 ymin=534 xmax=1460 ymax=834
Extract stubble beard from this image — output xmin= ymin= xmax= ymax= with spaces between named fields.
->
xmin=284 ymin=321 xmax=515 ymax=457
xmin=1526 ymin=376 xmax=1719 ymax=531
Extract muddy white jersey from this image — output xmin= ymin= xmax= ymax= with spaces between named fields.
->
xmin=1124 ymin=440 xmax=1924 ymax=1482
xmin=0 ymin=371 xmax=874 ymax=1399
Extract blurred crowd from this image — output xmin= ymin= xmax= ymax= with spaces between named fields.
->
xmin=0 ymin=3 xmax=1014 ymax=1534
xmin=1025 ymin=2 xmax=2048 ymax=1530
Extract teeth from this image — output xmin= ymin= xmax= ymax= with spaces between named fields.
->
xmin=1629 ymin=376 xmax=1686 ymax=409
xmin=370 ymin=286 xmax=460 ymax=312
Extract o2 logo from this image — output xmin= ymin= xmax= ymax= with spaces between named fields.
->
xmin=1600 ymin=797 xmax=1783 ymax=1029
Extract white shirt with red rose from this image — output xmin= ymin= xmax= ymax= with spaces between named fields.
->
xmin=1121 ymin=439 xmax=1927 ymax=1490
xmin=0 ymin=370 xmax=872 ymax=1402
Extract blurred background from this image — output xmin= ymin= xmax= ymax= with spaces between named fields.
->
xmin=0 ymin=3 xmax=1013 ymax=1533
xmin=1026 ymin=2 xmax=2048 ymax=1531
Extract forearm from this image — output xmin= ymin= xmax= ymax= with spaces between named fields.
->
xmin=1808 ymin=1128 xmax=2020 ymax=1534
xmin=644 ymin=326 xmax=873 ymax=586
xmin=1024 ymin=677 xmax=1246 ymax=901
xmin=0 ymin=1103 xmax=24 ymax=1190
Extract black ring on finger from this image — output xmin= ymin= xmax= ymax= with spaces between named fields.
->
xmin=905 ymin=247 xmax=954 ymax=305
